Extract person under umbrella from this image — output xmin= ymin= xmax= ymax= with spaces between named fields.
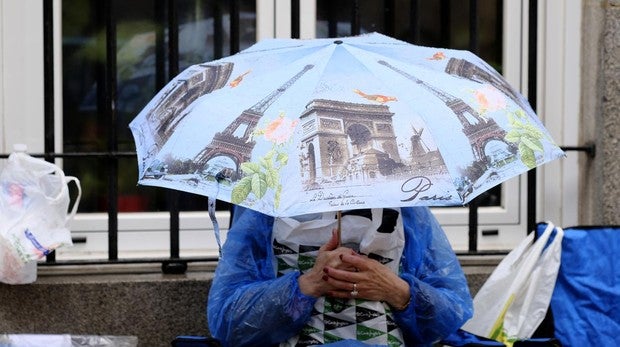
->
xmin=207 ymin=206 xmax=473 ymax=346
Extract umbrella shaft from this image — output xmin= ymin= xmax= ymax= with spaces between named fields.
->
xmin=337 ymin=210 xmax=342 ymax=246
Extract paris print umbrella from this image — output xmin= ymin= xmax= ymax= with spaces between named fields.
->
xmin=129 ymin=32 xmax=564 ymax=218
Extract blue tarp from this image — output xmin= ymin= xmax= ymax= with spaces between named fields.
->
xmin=536 ymin=223 xmax=620 ymax=346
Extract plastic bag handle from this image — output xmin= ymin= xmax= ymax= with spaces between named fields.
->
xmin=489 ymin=222 xmax=553 ymax=295
xmin=13 ymin=152 xmax=67 ymax=202
xmin=64 ymin=176 xmax=82 ymax=221
xmin=12 ymin=152 xmax=82 ymax=219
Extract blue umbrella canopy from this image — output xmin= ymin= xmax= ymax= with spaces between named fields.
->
xmin=130 ymin=32 xmax=564 ymax=217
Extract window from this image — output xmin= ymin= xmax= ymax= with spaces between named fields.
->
xmin=62 ymin=0 xmax=257 ymax=214
xmin=1 ymin=1 xmax=579 ymax=262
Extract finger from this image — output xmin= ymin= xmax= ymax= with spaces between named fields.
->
xmin=324 ymin=266 xmax=362 ymax=284
xmin=339 ymin=253 xmax=369 ymax=271
xmin=337 ymin=264 xmax=358 ymax=272
xmin=327 ymin=283 xmax=361 ymax=299
xmin=320 ymin=229 xmax=340 ymax=252
xmin=334 ymin=278 xmax=358 ymax=292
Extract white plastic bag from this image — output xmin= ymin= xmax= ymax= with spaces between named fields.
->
xmin=461 ymin=222 xmax=564 ymax=346
xmin=0 ymin=236 xmax=38 ymax=284
xmin=0 ymin=334 xmax=138 ymax=347
xmin=0 ymin=151 xmax=81 ymax=284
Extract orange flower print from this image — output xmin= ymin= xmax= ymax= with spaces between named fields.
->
xmin=473 ymin=85 xmax=507 ymax=113
xmin=262 ymin=114 xmax=299 ymax=145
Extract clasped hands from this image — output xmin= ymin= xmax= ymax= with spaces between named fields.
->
xmin=298 ymin=229 xmax=410 ymax=311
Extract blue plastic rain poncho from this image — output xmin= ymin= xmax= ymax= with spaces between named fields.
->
xmin=207 ymin=207 xmax=473 ymax=346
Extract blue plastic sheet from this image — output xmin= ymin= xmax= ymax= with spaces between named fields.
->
xmin=536 ymin=223 xmax=620 ymax=346
xmin=440 ymin=328 xmax=506 ymax=346
xmin=207 ymin=207 xmax=473 ymax=346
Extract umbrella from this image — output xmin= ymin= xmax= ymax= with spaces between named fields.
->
xmin=129 ymin=32 xmax=564 ymax=218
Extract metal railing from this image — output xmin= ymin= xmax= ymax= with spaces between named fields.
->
xmin=0 ymin=0 xmax=595 ymax=272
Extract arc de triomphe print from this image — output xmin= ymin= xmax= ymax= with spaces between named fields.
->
xmin=299 ymin=99 xmax=401 ymax=188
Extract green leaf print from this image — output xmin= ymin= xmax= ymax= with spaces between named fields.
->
xmin=231 ymin=176 xmax=252 ymax=204
xmin=519 ymin=142 xmax=537 ymax=169
xmin=233 ymin=114 xmax=298 ymax=209
xmin=259 ymin=156 xmax=273 ymax=170
xmin=521 ymin=136 xmax=543 ymax=152
xmin=251 ymin=173 xmax=268 ymax=198
xmin=240 ymin=162 xmax=261 ymax=175
xmin=276 ymin=152 xmax=288 ymax=165
xmin=504 ymin=130 xmax=521 ymax=143
xmin=505 ymin=110 xmax=547 ymax=168
xmin=265 ymin=167 xmax=279 ymax=188
xmin=264 ymin=149 xmax=276 ymax=161
xmin=274 ymin=184 xmax=282 ymax=209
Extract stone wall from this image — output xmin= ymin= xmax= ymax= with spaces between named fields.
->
xmin=0 ymin=264 xmax=215 ymax=347
xmin=0 ymin=258 xmax=497 ymax=347
xmin=581 ymin=0 xmax=620 ymax=224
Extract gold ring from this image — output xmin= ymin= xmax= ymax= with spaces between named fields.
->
xmin=351 ymin=283 xmax=358 ymax=297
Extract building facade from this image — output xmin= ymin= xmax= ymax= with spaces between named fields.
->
xmin=0 ymin=1 xmax=617 ymax=260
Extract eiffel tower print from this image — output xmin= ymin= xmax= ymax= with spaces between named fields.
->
xmin=377 ymin=60 xmax=515 ymax=165
xmin=444 ymin=57 xmax=529 ymax=112
xmin=194 ymin=64 xmax=314 ymax=179
xmin=149 ymin=63 xmax=233 ymax=148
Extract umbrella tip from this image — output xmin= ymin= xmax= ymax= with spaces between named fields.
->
xmin=333 ymin=40 xmax=343 ymax=45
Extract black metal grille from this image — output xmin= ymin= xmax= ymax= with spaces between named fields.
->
xmin=0 ymin=0 xmax=592 ymax=270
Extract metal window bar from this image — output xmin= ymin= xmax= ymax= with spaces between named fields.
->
xmin=230 ymin=0 xmax=240 ymax=54
xmin=0 ymin=0 xmax=594 ymax=271
xmin=467 ymin=0 xmax=480 ymax=253
xmin=409 ymin=0 xmax=420 ymax=43
xmin=165 ymin=0 xmax=182 ymax=271
xmin=351 ymin=0 xmax=361 ymax=35
xmin=291 ymin=0 xmax=300 ymax=39
xmin=102 ymin=0 xmax=119 ymax=261
xmin=527 ymin=0 xmax=538 ymax=236
xmin=43 ymin=0 xmax=56 ymax=262
xmin=384 ymin=0 xmax=396 ymax=37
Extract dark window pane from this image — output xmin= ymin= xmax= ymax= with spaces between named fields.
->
xmin=62 ymin=0 xmax=256 ymax=212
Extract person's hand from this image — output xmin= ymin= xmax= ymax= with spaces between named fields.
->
xmin=322 ymin=252 xmax=411 ymax=311
xmin=298 ymin=229 xmax=357 ymax=298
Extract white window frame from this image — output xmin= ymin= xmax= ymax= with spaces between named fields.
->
xmin=536 ymin=1 xmax=581 ymax=228
xmin=1 ymin=0 xmax=47 ymax=154
xmin=0 ymin=0 xmax=581 ymax=258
